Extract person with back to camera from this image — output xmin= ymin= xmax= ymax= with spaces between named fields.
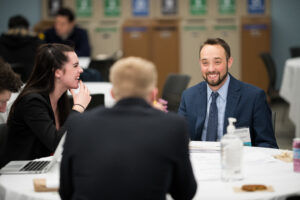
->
xmin=178 ymin=38 xmax=278 ymax=148
xmin=59 ymin=57 xmax=197 ymax=200
xmin=2 ymin=43 xmax=91 ymax=167
xmin=44 ymin=7 xmax=91 ymax=57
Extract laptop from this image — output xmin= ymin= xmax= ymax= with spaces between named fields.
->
xmin=0 ymin=132 xmax=66 ymax=174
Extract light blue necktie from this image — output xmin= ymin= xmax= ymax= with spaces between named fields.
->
xmin=206 ymin=92 xmax=219 ymax=141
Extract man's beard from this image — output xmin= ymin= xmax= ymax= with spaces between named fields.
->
xmin=203 ymin=67 xmax=228 ymax=87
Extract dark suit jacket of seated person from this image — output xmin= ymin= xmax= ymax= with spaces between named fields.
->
xmin=44 ymin=26 xmax=90 ymax=57
xmin=59 ymin=57 xmax=197 ymax=200
xmin=3 ymin=44 xmax=91 ymax=166
xmin=178 ymin=38 xmax=278 ymax=148
xmin=44 ymin=8 xmax=90 ymax=57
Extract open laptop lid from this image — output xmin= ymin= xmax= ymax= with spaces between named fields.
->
xmin=0 ymin=132 xmax=67 ymax=174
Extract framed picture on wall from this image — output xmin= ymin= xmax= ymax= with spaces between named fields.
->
xmin=248 ymin=0 xmax=265 ymax=14
xmin=162 ymin=0 xmax=177 ymax=15
xmin=132 ymin=0 xmax=149 ymax=17
xmin=104 ymin=0 xmax=121 ymax=17
xmin=75 ymin=0 xmax=92 ymax=17
xmin=48 ymin=0 xmax=62 ymax=16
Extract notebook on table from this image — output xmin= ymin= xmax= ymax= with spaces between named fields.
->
xmin=0 ymin=133 xmax=66 ymax=174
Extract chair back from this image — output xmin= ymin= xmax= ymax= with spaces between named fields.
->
xmin=290 ymin=46 xmax=300 ymax=58
xmin=162 ymin=74 xmax=191 ymax=112
xmin=88 ymin=59 xmax=116 ymax=82
xmin=11 ymin=63 xmax=33 ymax=83
xmin=87 ymin=94 xmax=105 ymax=110
xmin=259 ymin=53 xmax=277 ymax=95
xmin=69 ymin=93 xmax=105 ymax=111
xmin=88 ymin=50 xmax=123 ymax=82
xmin=80 ymin=68 xmax=103 ymax=82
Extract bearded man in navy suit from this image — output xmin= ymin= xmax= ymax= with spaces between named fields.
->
xmin=178 ymin=38 xmax=278 ymax=148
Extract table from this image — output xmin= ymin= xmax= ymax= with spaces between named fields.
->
xmin=190 ymin=142 xmax=300 ymax=200
xmin=0 ymin=162 xmax=60 ymax=200
xmin=280 ymin=57 xmax=300 ymax=138
xmin=1 ymin=143 xmax=300 ymax=200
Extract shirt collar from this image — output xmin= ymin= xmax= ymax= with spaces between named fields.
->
xmin=206 ymin=74 xmax=230 ymax=101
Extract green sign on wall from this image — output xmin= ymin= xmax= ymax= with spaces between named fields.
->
xmin=183 ymin=25 xmax=207 ymax=31
xmin=219 ymin=0 xmax=235 ymax=14
xmin=76 ymin=0 xmax=92 ymax=17
xmin=104 ymin=0 xmax=121 ymax=17
xmin=190 ymin=0 xmax=207 ymax=15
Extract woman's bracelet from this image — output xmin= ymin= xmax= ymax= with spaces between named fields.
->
xmin=73 ymin=104 xmax=86 ymax=110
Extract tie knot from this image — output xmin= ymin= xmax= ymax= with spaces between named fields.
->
xmin=211 ymin=92 xmax=219 ymax=100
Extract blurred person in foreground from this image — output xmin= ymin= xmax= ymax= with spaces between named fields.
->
xmin=44 ymin=7 xmax=90 ymax=57
xmin=2 ymin=43 xmax=91 ymax=167
xmin=60 ymin=57 xmax=197 ymax=200
xmin=178 ymin=38 xmax=278 ymax=148
xmin=0 ymin=15 xmax=43 ymax=82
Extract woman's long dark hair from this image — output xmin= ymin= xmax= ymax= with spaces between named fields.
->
xmin=8 ymin=43 xmax=74 ymax=126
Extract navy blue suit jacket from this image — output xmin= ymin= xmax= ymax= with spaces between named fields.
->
xmin=178 ymin=75 xmax=278 ymax=148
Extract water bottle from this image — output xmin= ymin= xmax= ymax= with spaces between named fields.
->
xmin=221 ymin=118 xmax=243 ymax=181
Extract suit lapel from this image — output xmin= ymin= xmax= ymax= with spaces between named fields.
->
xmin=195 ymin=83 xmax=207 ymax=140
xmin=223 ymin=75 xmax=241 ymax=134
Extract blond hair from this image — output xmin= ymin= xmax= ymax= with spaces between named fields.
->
xmin=109 ymin=57 xmax=157 ymax=100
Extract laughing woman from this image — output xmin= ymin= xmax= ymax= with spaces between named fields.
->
xmin=2 ymin=43 xmax=91 ymax=166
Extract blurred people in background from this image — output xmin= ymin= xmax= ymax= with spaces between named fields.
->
xmin=44 ymin=7 xmax=91 ymax=57
xmin=0 ymin=59 xmax=22 ymax=115
xmin=2 ymin=44 xmax=91 ymax=167
xmin=60 ymin=57 xmax=196 ymax=200
xmin=0 ymin=15 xmax=43 ymax=82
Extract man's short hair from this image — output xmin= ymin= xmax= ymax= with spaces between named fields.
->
xmin=8 ymin=15 xmax=29 ymax=29
xmin=56 ymin=8 xmax=75 ymax=22
xmin=109 ymin=57 xmax=157 ymax=99
xmin=0 ymin=59 xmax=23 ymax=93
xmin=199 ymin=38 xmax=231 ymax=61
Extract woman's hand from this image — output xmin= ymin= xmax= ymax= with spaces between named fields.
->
xmin=70 ymin=80 xmax=91 ymax=112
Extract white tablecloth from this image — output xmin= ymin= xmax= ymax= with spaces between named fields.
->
xmin=1 ymin=143 xmax=300 ymax=200
xmin=0 ymin=162 xmax=60 ymax=200
xmin=190 ymin=142 xmax=300 ymax=200
xmin=280 ymin=57 xmax=300 ymax=137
